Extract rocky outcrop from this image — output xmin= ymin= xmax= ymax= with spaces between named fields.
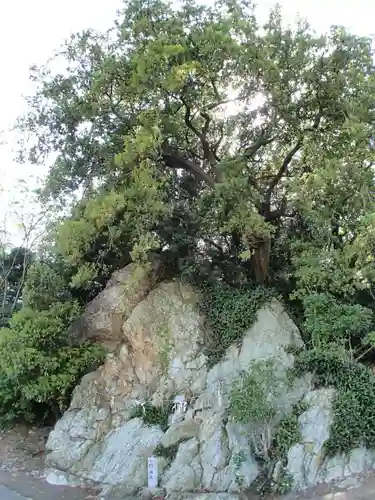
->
xmin=66 ymin=261 xmax=164 ymax=350
xmin=285 ymin=388 xmax=375 ymax=489
xmin=45 ymin=264 xmax=375 ymax=497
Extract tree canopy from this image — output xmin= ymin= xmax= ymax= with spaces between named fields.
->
xmin=3 ymin=0 xmax=375 ymax=425
xmin=17 ymin=0 xmax=375 ymax=293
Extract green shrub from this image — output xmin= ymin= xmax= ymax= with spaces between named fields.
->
xmin=271 ymin=470 xmax=294 ymax=495
xmin=302 ymin=293 xmax=374 ymax=349
xmin=23 ymin=262 xmax=69 ymax=310
xmin=230 ymin=361 xmax=277 ymax=426
xmin=293 ymin=347 xmax=375 ymax=455
xmin=230 ymin=360 xmax=287 ymax=460
xmin=0 ymin=300 xmax=105 ymax=427
xmin=200 ymin=282 xmax=274 ymax=365
xmin=130 ymin=400 xmax=174 ymax=431
xmin=246 ymin=397 xmax=306 ymax=496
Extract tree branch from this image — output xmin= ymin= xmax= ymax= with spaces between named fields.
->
xmin=265 ymin=138 xmax=303 ymax=204
xmin=181 ymin=97 xmax=222 ymax=181
xmin=262 ymin=110 xmax=323 ymax=218
xmin=242 ymin=129 xmax=275 ymax=159
xmin=162 ymin=146 xmax=215 ymax=187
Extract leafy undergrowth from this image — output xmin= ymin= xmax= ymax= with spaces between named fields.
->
xmin=293 ymin=348 xmax=375 ymax=456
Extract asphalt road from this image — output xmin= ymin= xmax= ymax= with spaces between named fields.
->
xmin=0 ymin=471 xmax=96 ymax=500
xmin=2 ymin=471 xmax=375 ymax=500
xmin=0 ymin=485 xmax=29 ymax=500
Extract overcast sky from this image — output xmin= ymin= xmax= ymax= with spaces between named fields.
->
xmin=0 ymin=0 xmax=374 ymax=245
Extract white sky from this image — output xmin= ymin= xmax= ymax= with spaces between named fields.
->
xmin=0 ymin=0 xmax=374 ymax=246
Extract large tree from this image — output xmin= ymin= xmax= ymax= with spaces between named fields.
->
xmin=6 ymin=0 xmax=375 ymax=428
xmin=17 ymin=0 xmax=375 ymax=294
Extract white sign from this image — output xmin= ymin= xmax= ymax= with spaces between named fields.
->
xmin=172 ymin=394 xmax=187 ymax=413
xmin=148 ymin=456 xmax=158 ymax=488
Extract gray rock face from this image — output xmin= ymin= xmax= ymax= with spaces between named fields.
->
xmin=46 ymin=265 xmax=375 ymax=497
xmin=287 ymin=388 xmax=335 ymax=488
xmin=161 ymin=419 xmax=200 ymax=448
xmin=161 ymin=438 xmax=202 ymax=491
xmin=286 ymin=389 xmax=375 ymax=490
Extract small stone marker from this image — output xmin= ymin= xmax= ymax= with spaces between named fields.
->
xmin=148 ymin=456 xmax=158 ymax=488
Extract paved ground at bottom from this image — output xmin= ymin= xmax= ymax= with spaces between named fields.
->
xmin=294 ymin=480 xmax=375 ymax=499
xmin=0 ymin=485 xmax=28 ymax=500
xmin=2 ymin=469 xmax=375 ymax=500
xmin=0 ymin=470 xmax=98 ymax=500
xmin=282 ymin=477 xmax=375 ymax=500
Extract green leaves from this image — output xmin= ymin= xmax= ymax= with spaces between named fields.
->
xmin=200 ymin=282 xmax=274 ymax=364
xmin=0 ymin=299 xmax=105 ymax=426
xmin=293 ymin=348 xmax=375 ymax=456
xmin=130 ymin=400 xmax=173 ymax=432
xmin=302 ymin=293 xmax=374 ymax=349
xmin=15 ymin=0 xmax=375 ymax=290
xmin=230 ymin=361 xmax=278 ymax=425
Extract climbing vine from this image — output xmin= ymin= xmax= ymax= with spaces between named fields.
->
xmin=200 ymin=282 xmax=275 ymax=365
xmin=293 ymin=348 xmax=375 ymax=455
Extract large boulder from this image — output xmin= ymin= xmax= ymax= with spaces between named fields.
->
xmin=66 ymin=261 xmax=164 ymax=349
xmin=46 ymin=277 xmax=207 ymax=478
xmin=46 ymin=265 xmax=375 ymax=497
xmin=46 ymin=273 xmax=309 ymax=495
xmin=286 ymin=388 xmax=375 ymax=489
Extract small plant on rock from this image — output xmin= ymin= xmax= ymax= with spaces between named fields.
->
xmin=130 ymin=400 xmax=174 ymax=432
xmin=233 ymin=451 xmax=246 ymax=488
xmin=271 ymin=401 xmax=306 ymax=461
xmin=153 ymin=442 xmax=180 ymax=461
xmin=229 ymin=360 xmax=280 ymax=460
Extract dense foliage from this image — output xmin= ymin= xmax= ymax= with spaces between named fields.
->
xmin=0 ymin=257 xmax=105 ymax=426
xmin=17 ymin=0 xmax=375 ymax=293
xmin=0 ymin=247 xmax=33 ymax=327
xmin=0 ymin=300 xmax=104 ymax=426
xmin=3 ymin=0 xmax=375 ymax=427
xmin=293 ymin=348 xmax=375 ymax=455
xmin=200 ymin=282 xmax=274 ymax=363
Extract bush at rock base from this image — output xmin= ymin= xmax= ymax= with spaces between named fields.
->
xmin=0 ymin=300 xmax=105 ymax=427
xmin=271 ymin=402 xmax=307 ymax=462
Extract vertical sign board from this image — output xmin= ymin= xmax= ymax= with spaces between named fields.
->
xmin=148 ymin=456 xmax=158 ymax=488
